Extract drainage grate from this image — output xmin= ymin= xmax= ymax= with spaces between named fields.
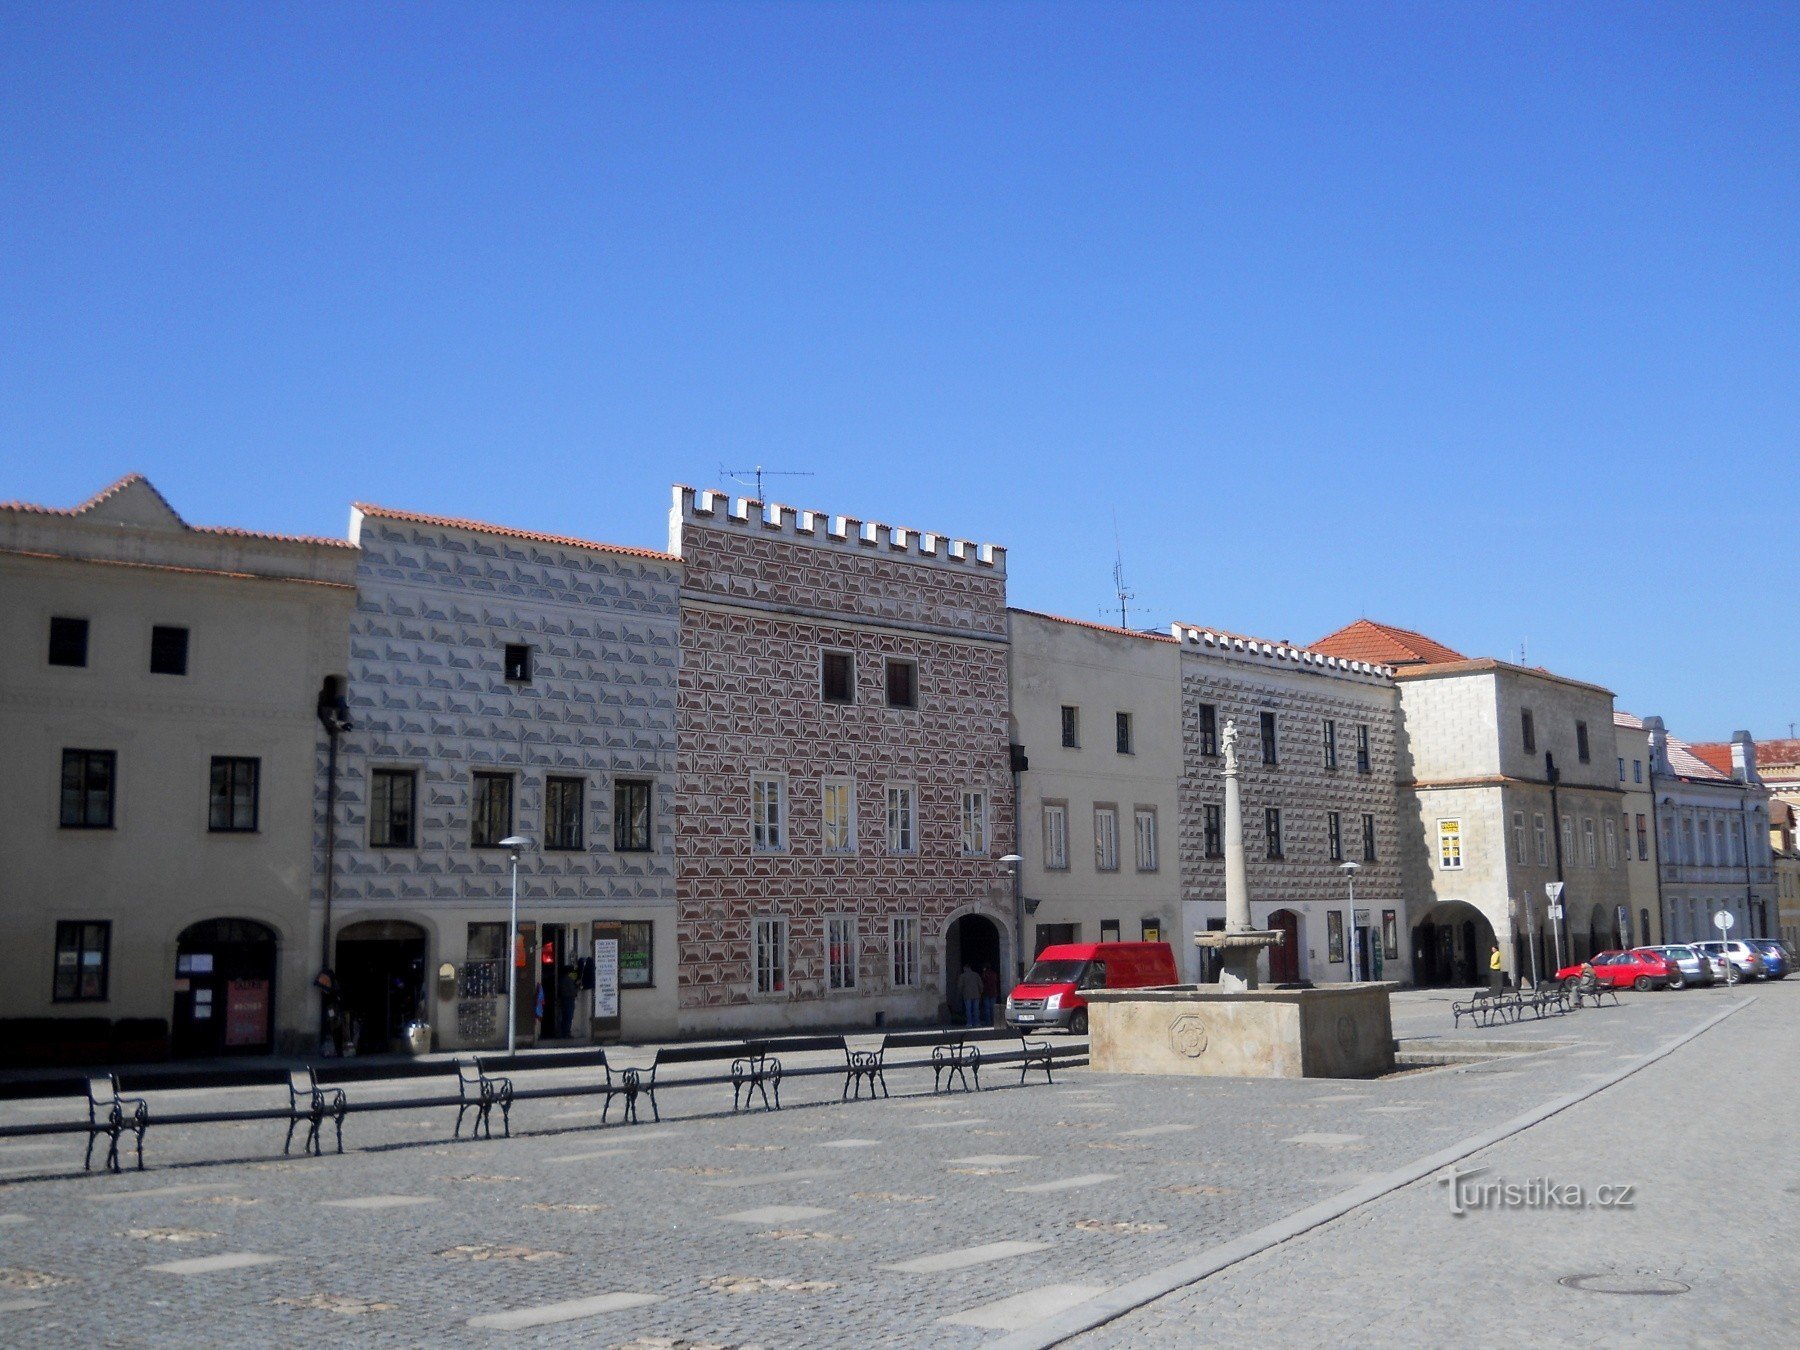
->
xmin=1558 ymin=1273 xmax=1690 ymax=1296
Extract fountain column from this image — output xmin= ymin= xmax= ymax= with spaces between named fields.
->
xmin=1195 ymin=718 xmax=1282 ymax=992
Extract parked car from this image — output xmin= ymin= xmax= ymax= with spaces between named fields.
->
xmin=1553 ymin=949 xmax=1672 ymax=992
xmin=1693 ymin=940 xmax=1766 ymax=982
xmin=1747 ymin=939 xmax=1789 ymax=979
xmin=1640 ymin=945 xmax=1713 ymax=990
xmin=1005 ymin=941 xmax=1179 ymax=1035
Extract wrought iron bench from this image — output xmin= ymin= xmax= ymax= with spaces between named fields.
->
xmin=85 ymin=1074 xmax=148 ymax=1173
xmin=1016 ymin=1034 xmax=1055 ymax=1085
xmin=930 ymin=1035 xmax=982 ymax=1093
xmin=842 ymin=1036 xmax=888 ymax=1101
xmin=1567 ymin=973 xmax=1620 ymax=1009
xmin=730 ymin=1041 xmax=783 ymax=1112
xmin=454 ymin=1056 xmax=514 ymax=1139
xmin=285 ymin=1067 xmax=348 ymax=1156
xmin=1451 ymin=989 xmax=1500 ymax=1029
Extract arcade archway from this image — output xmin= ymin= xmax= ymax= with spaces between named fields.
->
xmin=172 ymin=918 xmax=277 ymax=1057
xmin=1410 ymin=901 xmax=1496 ymax=988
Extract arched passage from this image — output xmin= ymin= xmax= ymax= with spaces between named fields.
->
xmin=1267 ymin=909 xmax=1301 ymax=984
xmin=1410 ymin=901 xmax=1496 ymax=988
xmin=1585 ymin=904 xmax=1620 ymax=962
xmin=336 ymin=920 xmax=427 ymax=1055
xmin=945 ymin=913 xmax=1003 ymax=1027
xmin=172 ymin=919 xmax=278 ymax=1057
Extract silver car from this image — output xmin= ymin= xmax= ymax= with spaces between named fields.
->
xmin=1693 ymin=939 xmax=1766 ymax=982
xmin=1641 ymin=945 xmax=1713 ymax=990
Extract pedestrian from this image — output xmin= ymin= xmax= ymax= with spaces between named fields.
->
xmin=557 ymin=964 xmax=578 ymax=1039
xmin=980 ymin=964 xmax=999 ymax=1025
xmin=534 ymin=980 xmax=546 ymax=1034
xmin=1488 ymin=943 xmax=1505 ymax=991
xmin=958 ymin=965 xmax=983 ymax=1028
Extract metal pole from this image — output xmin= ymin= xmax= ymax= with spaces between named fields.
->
xmin=506 ymin=851 xmax=519 ymax=1056
xmin=1347 ymin=872 xmax=1357 ymax=982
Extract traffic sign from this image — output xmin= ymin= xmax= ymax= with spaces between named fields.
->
xmin=1714 ymin=910 xmax=1735 ymax=932
xmin=1547 ymin=904 xmax=1564 ymax=920
xmin=1544 ymin=882 xmax=1565 ymax=903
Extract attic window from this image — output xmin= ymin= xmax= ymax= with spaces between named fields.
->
xmin=504 ymin=644 xmax=533 ymax=683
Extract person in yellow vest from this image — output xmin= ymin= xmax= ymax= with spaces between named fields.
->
xmin=1488 ymin=944 xmax=1505 ymax=991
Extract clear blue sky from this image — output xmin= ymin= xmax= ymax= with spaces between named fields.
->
xmin=3 ymin=3 xmax=1795 ymax=740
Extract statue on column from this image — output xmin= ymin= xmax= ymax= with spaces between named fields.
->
xmin=1220 ymin=718 xmax=1238 ymax=771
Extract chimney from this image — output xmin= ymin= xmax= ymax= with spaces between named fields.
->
xmin=1730 ymin=730 xmax=1759 ymax=784
xmin=1644 ymin=715 xmax=1667 ymax=777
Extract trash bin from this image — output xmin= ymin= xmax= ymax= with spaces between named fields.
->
xmin=403 ymin=1021 xmax=432 ymax=1056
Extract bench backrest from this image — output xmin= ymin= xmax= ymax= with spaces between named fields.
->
xmin=287 ymin=1069 xmax=316 ymax=1097
xmin=87 ymin=1074 xmax=117 ymax=1106
xmin=654 ymin=1043 xmax=746 ymax=1067
xmin=456 ymin=1058 xmax=481 ymax=1088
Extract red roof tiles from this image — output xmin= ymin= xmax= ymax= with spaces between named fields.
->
xmin=1311 ymin=618 xmax=1466 ymax=667
xmin=354 ymin=503 xmax=677 ymax=563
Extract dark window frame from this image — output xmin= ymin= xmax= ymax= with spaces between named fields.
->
xmin=1521 ymin=708 xmax=1536 ymax=754
xmin=1356 ymin=723 xmax=1371 ymax=775
xmin=1323 ymin=718 xmax=1338 ymax=770
xmin=48 ymin=616 xmax=89 ymax=668
xmin=53 ymin=920 xmax=111 ymax=1002
xmin=369 ymin=768 xmax=418 ymax=848
xmin=150 ymin=625 xmax=190 ymax=676
xmin=821 ymin=650 xmax=855 ymax=705
xmin=545 ymin=775 xmax=585 ymax=851
xmin=1260 ymin=711 xmax=1278 ymax=766
xmin=503 ymin=643 xmax=533 ymax=683
xmin=1576 ymin=720 xmax=1591 ymax=764
xmin=471 ymin=772 xmax=514 ymax=848
xmin=1060 ymin=705 xmax=1079 ymax=748
xmin=613 ymin=778 xmax=653 ymax=852
xmin=884 ymin=658 xmax=918 ymax=710
xmin=207 ymin=756 xmax=260 ymax=833
xmin=59 ymin=749 xmax=116 ymax=829
xmin=1197 ymin=703 xmax=1218 ymax=757
xmin=1327 ymin=810 xmax=1343 ymax=862
xmin=1203 ymin=803 xmax=1223 ymax=859
xmin=1362 ymin=812 xmax=1378 ymax=862
xmin=1265 ymin=806 xmax=1284 ymax=859
xmin=1115 ymin=711 xmax=1133 ymax=755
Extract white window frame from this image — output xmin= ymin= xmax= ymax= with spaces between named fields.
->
xmin=1562 ymin=817 xmax=1574 ymax=868
xmin=1437 ymin=818 xmax=1463 ymax=870
xmin=751 ymin=775 xmax=786 ymax=853
xmin=1582 ymin=818 xmax=1597 ymax=868
xmin=890 ymin=915 xmax=920 ymax=987
xmin=960 ymin=789 xmax=988 ymax=857
xmin=1134 ymin=806 xmax=1158 ymax=872
xmin=1043 ymin=802 xmax=1069 ymax=870
xmin=821 ymin=777 xmax=856 ymax=854
xmin=1513 ymin=811 xmax=1527 ymax=863
xmin=752 ymin=916 xmax=788 ymax=997
xmin=1604 ymin=817 xmax=1619 ymax=869
xmin=826 ymin=914 xmax=858 ymax=992
xmin=1534 ymin=813 xmax=1548 ymax=866
xmin=885 ymin=783 xmax=918 ymax=855
xmin=1094 ymin=805 xmax=1119 ymax=872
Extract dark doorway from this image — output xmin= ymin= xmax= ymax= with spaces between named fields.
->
xmin=1353 ymin=924 xmax=1373 ymax=982
xmin=1413 ymin=921 xmax=1438 ymax=985
xmin=1032 ymin=923 xmax=1076 ymax=957
xmin=947 ymin=914 xmax=1002 ymax=1025
xmin=336 ymin=920 xmax=426 ymax=1054
xmin=539 ymin=922 xmax=577 ymax=1041
xmin=172 ymin=919 xmax=277 ymax=1057
xmin=1268 ymin=909 xmax=1300 ymax=983
xmin=1411 ymin=904 xmax=1498 ymax=988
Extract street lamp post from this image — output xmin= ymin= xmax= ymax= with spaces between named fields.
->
xmin=999 ymin=854 xmax=1024 ymax=986
xmin=499 ymin=836 xmax=533 ymax=1056
xmin=1339 ymin=860 xmax=1361 ymax=982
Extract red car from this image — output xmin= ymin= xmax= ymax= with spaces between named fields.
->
xmin=1554 ymin=949 xmax=1672 ymax=992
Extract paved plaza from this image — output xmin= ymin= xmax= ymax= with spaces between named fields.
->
xmin=0 ymin=985 xmax=1790 ymax=1346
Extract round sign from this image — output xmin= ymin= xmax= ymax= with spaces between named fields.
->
xmin=1714 ymin=910 xmax=1735 ymax=931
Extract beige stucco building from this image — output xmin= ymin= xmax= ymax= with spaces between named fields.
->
xmin=1612 ymin=713 xmax=1665 ymax=948
xmin=0 ymin=476 xmax=357 ymax=1060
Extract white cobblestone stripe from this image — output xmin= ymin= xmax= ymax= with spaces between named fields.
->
xmin=885 ymin=1240 xmax=1051 ymax=1273
xmin=942 ymin=1284 xmax=1111 ymax=1330
xmin=719 ymin=1204 xmax=835 ymax=1224
xmin=466 ymin=1292 xmax=662 ymax=1329
xmin=1006 ymin=1174 xmax=1118 ymax=1194
xmin=318 ymin=1195 xmax=440 ymax=1209
xmin=700 ymin=1167 xmax=840 ymax=1189
xmin=147 ymin=1253 xmax=284 ymax=1275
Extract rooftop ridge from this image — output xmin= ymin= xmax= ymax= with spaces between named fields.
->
xmin=4 ymin=473 xmax=354 ymax=548
xmin=672 ymin=484 xmax=1005 ymax=573
xmin=1007 ymin=607 xmax=1178 ymax=643
xmin=1169 ymin=622 xmax=1396 ymax=683
xmin=354 ymin=502 xmax=677 ymax=563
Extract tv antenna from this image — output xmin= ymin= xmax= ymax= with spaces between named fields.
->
xmin=719 ymin=464 xmax=815 ymax=500
xmin=1109 ymin=511 xmax=1135 ymax=629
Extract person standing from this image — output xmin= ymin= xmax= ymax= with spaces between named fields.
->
xmin=980 ymin=965 xmax=999 ymax=1026
xmin=958 ymin=965 xmax=983 ymax=1027
xmin=1488 ymin=944 xmax=1505 ymax=991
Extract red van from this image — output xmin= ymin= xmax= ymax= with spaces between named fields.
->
xmin=1004 ymin=941 xmax=1179 ymax=1035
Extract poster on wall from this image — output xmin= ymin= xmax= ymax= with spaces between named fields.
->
xmin=1382 ymin=909 xmax=1399 ymax=960
xmin=224 ymin=979 xmax=270 ymax=1048
xmin=1326 ymin=911 xmax=1345 ymax=963
xmin=590 ymin=919 xmax=622 ymax=1040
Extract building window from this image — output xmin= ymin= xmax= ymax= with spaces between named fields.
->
xmin=1094 ymin=806 xmax=1119 ymax=871
xmin=1134 ymin=807 xmax=1158 ymax=872
xmin=827 ymin=916 xmax=858 ymax=992
xmin=208 ymin=757 xmax=260 ymax=832
xmin=891 ymin=916 xmax=920 ymax=987
xmin=503 ymin=643 xmax=533 ymax=683
xmin=59 ymin=749 xmax=116 ymax=829
xmin=612 ymin=779 xmax=651 ymax=852
xmin=52 ymin=921 xmax=111 ymax=1002
xmin=1521 ymin=708 xmax=1536 ymax=753
xmin=1583 ymin=818 xmax=1597 ymax=868
xmin=1327 ymin=810 xmax=1344 ymax=861
xmin=1043 ymin=803 xmax=1069 ymax=870
xmin=1115 ymin=712 xmax=1133 ymax=755
xmin=1141 ymin=919 xmax=1163 ymax=942
xmin=1100 ymin=919 xmax=1121 ymax=943
xmin=753 ymin=917 xmax=788 ymax=996
xmin=821 ymin=650 xmax=854 ymax=704
xmin=751 ymin=776 xmax=785 ymax=852
xmin=472 ymin=772 xmax=513 ymax=847
xmin=619 ymin=920 xmax=654 ymax=987
xmin=545 ymin=776 xmax=585 ymax=850
xmin=1562 ymin=817 xmax=1575 ymax=868
xmin=885 ymin=658 xmax=917 ymax=709
xmin=1323 ymin=719 xmax=1338 ymax=770
xmin=48 ymin=616 xmax=89 ymax=667
xmin=1633 ymin=759 xmax=1643 ymax=784
xmin=961 ymin=789 xmax=988 ymax=856
xmin=1260 ymin=711 xmax=1278 ymax=765
xmin=370 ymin=768 xmax=417 ymax=848
xmin=1362 ymin=813 xmax=1377 ymax=862
xmin=464 ymin=922 xmax=507 ymax=996
xmin=1197 ymin=703 xmax=1218 ymax=756
xmin=150 ymin=625 xmax=189 ymax=676
xmin=1265 ymin=807 xmax=1283 ymax=859
xmin=1204 ymin=803 xmax=1223 ymax=859
xmin=1534 ymin=813 xmax=1548 ymax=865
xmin=1617 ymin=757 xmax=1626 ymax=782
xmin=1356 ymin=724 xmax=1371 ymax=775
xmin=886 ymin=784 xmax=917 ymax=854
xmin=1636 ymin=813 xmax=1649 ymax=860
xmin=1605 ymin=816 xmax=1619 ymax=869
xmin=1061 ymin=705 xmax=1080 ymax=749
xmin=822 ymin=779 xmax=855 ymax=853
xmin=1513 ymin=811 xmax=1527 ymax=863
xmin=1437 ymin=818 xmax=1462 ymax=870
xmin=1576 ymin=720 xmax=1591 ymax=764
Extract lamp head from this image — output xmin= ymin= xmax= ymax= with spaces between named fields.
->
xmin=998 ymin=853 xmax=1023 ymax=868
xmin=1339 ymin=860 xmax=1361 ymax=876
xmin=499 ymin=835 xmax=533 ymax=860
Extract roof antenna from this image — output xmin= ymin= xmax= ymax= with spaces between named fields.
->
xmin=1110 ymin=511 xmax=1135 ymax=629
xmin=1519 ymin=637 xmax=1527 ymax=665
xmin=719 ymin=464 xmax=815 ymax=501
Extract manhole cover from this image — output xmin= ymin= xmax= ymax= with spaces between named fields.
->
xmin=1558 ymin=1273 xmax=1690 ymax=1296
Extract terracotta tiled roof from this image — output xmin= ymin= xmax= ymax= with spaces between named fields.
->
xmin=2 ymin=473 xmax=354 ymax=548
xmin=354 ymin=503 xmax=677 ymax=563
xmin=1008 ymin=608 xmax=1177 ymax=643
xmin=1692 ymin=737 xmax=1800 ymax=774
xmin=1685 ymin=742 xmax=1735 ymax=778
xmin=1311 ymin=618 xmax=1466 ymax=667
xmin=1668 ymin=737 xmax=1733 ymax=783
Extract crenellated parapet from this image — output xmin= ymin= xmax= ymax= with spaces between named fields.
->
xmin=1171 ymin=624 xmax=1396 ymax=686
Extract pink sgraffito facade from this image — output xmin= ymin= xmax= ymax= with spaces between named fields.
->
xmin=669 ymin=487 xmax=1015 ymax=1034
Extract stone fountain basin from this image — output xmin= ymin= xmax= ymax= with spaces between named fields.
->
xmin=1084 ymin=982 xmax=1399 ymax=1079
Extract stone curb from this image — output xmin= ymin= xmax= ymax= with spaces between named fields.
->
xmin=989 ymin=994 xmax=1754 ymax=1350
